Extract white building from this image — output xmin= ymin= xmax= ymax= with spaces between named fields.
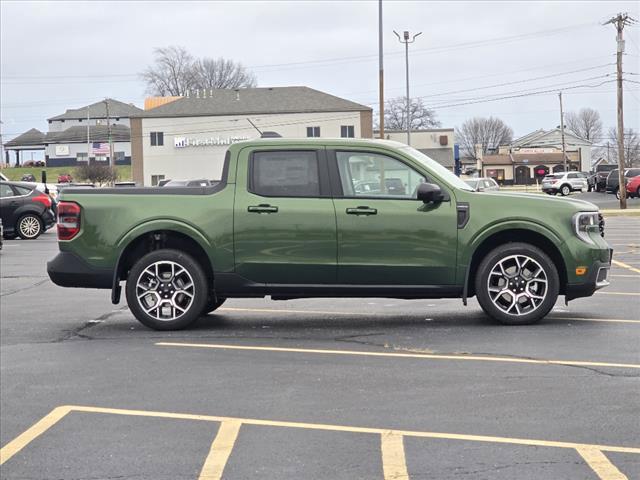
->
xmin=511 ymin=128 xmax=592 ymax=172
xmin=376 ymin=128 xmax=455 ymax=170
xmin=131 ymin=87 xmax=373 ymax=186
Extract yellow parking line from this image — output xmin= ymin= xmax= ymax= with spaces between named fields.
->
xmin=610 ymin=274 xmax=640 ymax=278
xmin=576 ymin=447 xmax=629 ymax=480
xmin=612 ymin=260 xmax=640 ymax=274
xmin=0 ymin=406 xmax=71 ymax=465
xmin=198 ymin=421 xmax=241 ymax=480
xmin=156 ymin=342 xmax=640 ymax=370
xmin=381 ymin=431 xmax=409 ymax=480
xmin=597 ymin=292 xmax=640 ymax=296
xmin=551 ymin=317 xmax=640 ymax=324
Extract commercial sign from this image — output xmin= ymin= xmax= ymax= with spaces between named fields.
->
xmin=55 ymin=145 xmax=70 ymax=156
xmin=174 ymin=136 xmax=249 ymax=148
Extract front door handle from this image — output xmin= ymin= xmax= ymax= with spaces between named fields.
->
xmin=248 ymin=204 xmax=278 ymax=214
xmin=346 ymin=206 xmax=377 ymax=216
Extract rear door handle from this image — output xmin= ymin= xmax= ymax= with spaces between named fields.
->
xmin=346 ymin=206 xmax=377 ymax=216
xmin=248 ymin=204 xmax=278 ymax=214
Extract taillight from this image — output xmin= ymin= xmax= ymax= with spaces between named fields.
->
xmin=32 ymin=193 xmax=52 ymax=209
xmin=57 ymin=201 xmax=81 ymax=240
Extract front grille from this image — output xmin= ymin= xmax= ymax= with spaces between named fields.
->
xmin=598 ymin=213 xmax=605 ymax=237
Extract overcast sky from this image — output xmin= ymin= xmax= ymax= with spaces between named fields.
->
xmin=1 ymin=0 xmax=639 ymax=147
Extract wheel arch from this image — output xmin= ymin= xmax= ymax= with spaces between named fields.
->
xmin=112 ymin=222 xmax=215 ymax=303
xmin=464 ymin=227 xmax=568 ymax=299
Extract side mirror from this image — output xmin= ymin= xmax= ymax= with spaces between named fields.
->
xmin=417 ymin=183 xmax=448 ymax=203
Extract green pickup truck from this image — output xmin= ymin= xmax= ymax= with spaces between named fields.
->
xmin=48 ymin=138 xmax=612 ymax=330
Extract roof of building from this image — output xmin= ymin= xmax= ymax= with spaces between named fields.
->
xmin=4 ymin=128 xmax=46 ymax=147
xmin=135 ymin=87 xmax=372 ymax=118
xmin=512 ymin=128 xmax=591 ymax=147
xmin=48 ymin=99 xmax=143 ymax=121
xmin=512 ymin=152 xmax=567 ymax=164
xmin=419 ymin=148 xmax=454 ymax=167
xmin=44 ymin=124 xmax=131 ymax=144
xmin=376 ymin=128 xmax=454 ymax=134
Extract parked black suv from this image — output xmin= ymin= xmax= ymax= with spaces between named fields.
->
xmin=606 ymin=168 xmax=640 ymax=195
xmin=595 ymin=164 xmax=617 ymax=192
xmin=0 ymin=181 xmax=56 ymax=239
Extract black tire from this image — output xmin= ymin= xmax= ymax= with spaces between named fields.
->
xmin=475 ymin=242 xmax=559 ymax=325
xmin=615 ymin=189 xmax=621 ymax=200
xmin=560 ymin=184 xmax=571 ymax=196
xmin=636 ymin=186 xmax=640 ymax=199
xmin=204 ymin=296 xmax=226 ymax=314
xmin=16 ymin=214 xmax=43 ymax=240
xmin=125 ymin=249 xmax=208 ymax=330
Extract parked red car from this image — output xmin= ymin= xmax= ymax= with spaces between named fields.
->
xmin=57 ymin=173 xmax=73 ymax=183
xmin=625 ymin=175 xmax=640 ymax=198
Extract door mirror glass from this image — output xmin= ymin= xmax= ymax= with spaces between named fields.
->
xmin=417 ymin=183 xmax=447 ymax=203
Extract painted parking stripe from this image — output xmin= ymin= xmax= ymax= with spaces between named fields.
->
xmin=551 ymin=317 xmax=640 ymax=324
xmin=381 ymin=431 xmax=409 ymax=480
xmin=156 ymin=342 xmax=640 ymax=370
xmin=198 ymin=420 xmax=241 ymax=480
xmin=1 ymin=405 xmax=637 ymax=480
xmin=597 ymin=292 xmax=640 ymax=296
xmin=612 ymin=260 xmax=640 ymax=274
xmin=576 ymin=447 xmax=629 ymax=480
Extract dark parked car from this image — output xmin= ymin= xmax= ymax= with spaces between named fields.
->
xmin=21 ymin=174 xmax=36 ymax=182
xmin=606 ymin=168 xmax=640 ymax=195
xmin=595 ymin=164 xmax=617 ymax=192
xmin=580 ymin=172 xmax=596 ymax=192
xmin=0 ymin=181 xmax=56 ymax=239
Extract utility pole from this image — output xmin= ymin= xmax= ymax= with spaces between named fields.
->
xmin=394 ymin=30 xmax=421 ymax=146
xmin=378 ymin=0 xmax=384 ymax=139
xmin=558 ymin=91 xmax=567 ymax=172
xmin=104 ymin=99 xmax=114 ymax=169
xmin=604 ymin=12 xmax=636 ymax=209
xmin=86 ymin=107 xmax=91 ymax=161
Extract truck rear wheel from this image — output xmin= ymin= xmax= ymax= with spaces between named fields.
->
xmin=126 ymin=249 xmax=208 ymax=330
xmin=475 ymin=243 xmax=559 ymax=325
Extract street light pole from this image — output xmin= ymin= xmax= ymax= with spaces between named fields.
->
xmin=394 ymin=30 xmax=421 ymax=146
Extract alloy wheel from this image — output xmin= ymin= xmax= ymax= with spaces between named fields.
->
xmin=135 ymin=261 xmax=195 ymax=321
xmin=19 ymin=216 xmax=41 ymax=239
xmin=487 ymin=254 xmax=548 ymax=316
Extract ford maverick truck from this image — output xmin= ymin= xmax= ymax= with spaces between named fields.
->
xmin=48 ymin=139 xmax=612 ymax=330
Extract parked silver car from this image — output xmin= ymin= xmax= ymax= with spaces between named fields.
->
xmin=464 ymin=177 xmax=500 ymax=192
xmin=541 ymin=172 xmax=587 ymax=196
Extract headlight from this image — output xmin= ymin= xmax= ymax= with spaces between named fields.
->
xmin=573 ymin=212 xmax=600 ymax=245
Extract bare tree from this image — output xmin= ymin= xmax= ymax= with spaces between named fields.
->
xmin=456 ymin=117 xmax=514 ymax=159
xmin=141 ymin=46 xmax=258 ymax=96
xmin=192 ymin=58 xmax=257 ymax=89
xmin=608 ymin=127 xmax=640 ymax=167
xmin=565 ymin=108 xmax=603 ymax=142
xmin=74 ymin=164 xmax=119 ymax=186
xmin=141 ymin=46 xmax=196 ymax=96
xmin=384 ymin=97 xmax=440 ymax=131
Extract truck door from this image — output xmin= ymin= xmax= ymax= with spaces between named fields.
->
xmin=329 ymin=149 xmax=458 ymax=285
xmin=233 ymin=147 xmax=337 ymax=284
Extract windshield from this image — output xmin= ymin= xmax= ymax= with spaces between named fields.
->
xmin=464 ymin=179 xmax=479 ymax=188
xmin=402 ymin=146 xmax=474 ymax=191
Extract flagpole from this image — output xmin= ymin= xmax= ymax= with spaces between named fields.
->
xmin=86 ymin=107 xmax=90 ymax=161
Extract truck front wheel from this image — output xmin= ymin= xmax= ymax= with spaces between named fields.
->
xmin=475 ymin=243 xmax=559 ymax=325
xmin=126 ymin=249 xmax=208 ymax=330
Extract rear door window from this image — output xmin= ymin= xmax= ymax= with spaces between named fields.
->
xmin=0 ymin=184 xmax=14 ymax=198
xmin=13 ymin=185 xmax=33 ymax=195
xmin=250 ymin=151 xmax=320 ymax=197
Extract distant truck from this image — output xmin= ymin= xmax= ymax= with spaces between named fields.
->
xmin=48 ymin=139 xmax=612 ymax=330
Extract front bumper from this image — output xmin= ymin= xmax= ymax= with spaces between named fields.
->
xmin=47 ymin=251 xmax=113 ymax=289
xmin=565 ymin=254 xmax=612 ymax=301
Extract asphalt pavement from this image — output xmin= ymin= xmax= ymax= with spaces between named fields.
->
xmin=1 ymin=207 xmax=638 ymax=479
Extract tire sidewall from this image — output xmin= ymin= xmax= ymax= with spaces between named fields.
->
xmin=205 ymin=297 xmax=226 ymax=314
xmin=17 ymin=214 xmax=43 ymax=240
xmin=561 ymin=185 xmax=570 ymax=196
xmin=126 ymin=249 xmax=208 ymax=330
xmin=475 ymin=243 xmax=559 ymax=325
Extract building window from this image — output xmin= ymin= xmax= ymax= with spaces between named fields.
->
xmin=340 ymin=125 xmax=355 ymax=138
xmin=150 ymin=132 xmax=164 ymax=146
xmin=306 ymin=126 xmax=320 ymax=138
xmin=115 ymin=151 xmax=125 ymax=162
xmin=95 ymin=155 xmax=108 ymax=163
xmin=250 ymin=151 xmax=320 ymax=197
xmin=151 ymin=175 xmax=166 ymax=186
xmin=76 ymin=152 xmax=88 ymax=162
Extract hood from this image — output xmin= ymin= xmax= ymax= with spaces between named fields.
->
xmin=469 ymin=191 xmax=599 ymax=212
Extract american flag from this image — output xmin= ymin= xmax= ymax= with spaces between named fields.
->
xmin=91 ymin=142 xmax=109 ymax=154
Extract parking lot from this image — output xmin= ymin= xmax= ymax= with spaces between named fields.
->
xmin=1 ymin=214 xmax=639 ymax=479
